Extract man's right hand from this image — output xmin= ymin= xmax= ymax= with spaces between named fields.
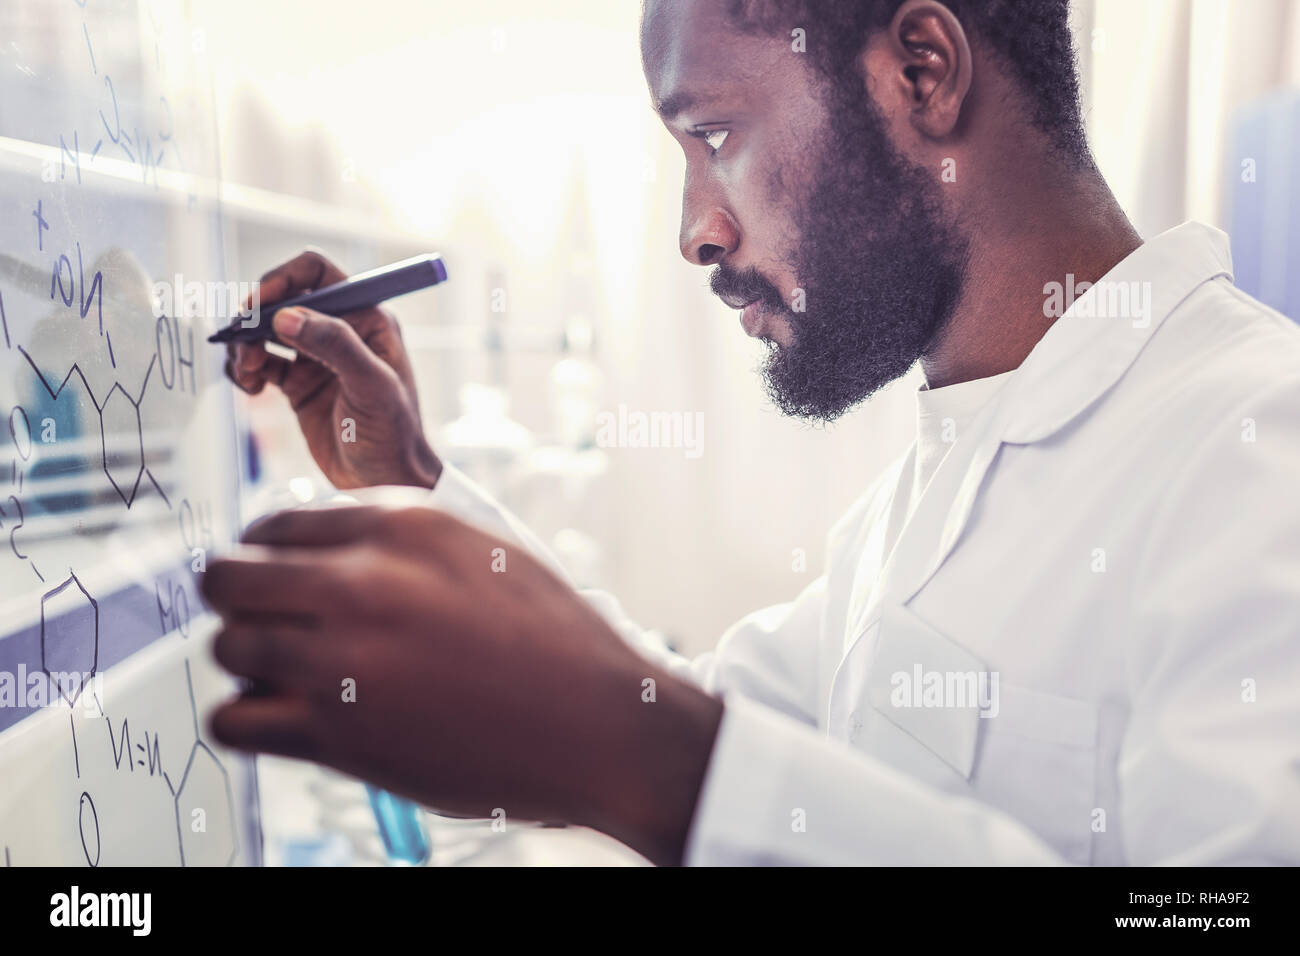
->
xmin=224 ymin=250 xmax=443 ymax=491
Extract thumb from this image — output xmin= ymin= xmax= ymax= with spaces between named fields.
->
xmin=272 ymin=306 xmax=390 ymax=392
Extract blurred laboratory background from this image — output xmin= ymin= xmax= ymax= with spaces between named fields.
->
xmin=172 ymin=0 xmax=1300 ymax=865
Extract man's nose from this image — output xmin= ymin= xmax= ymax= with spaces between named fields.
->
xmin=679 ymin=203 xmax=739 ymax=266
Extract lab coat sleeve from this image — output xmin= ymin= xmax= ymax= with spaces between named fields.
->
xmin=685 ymin=693 xmax=1064 ymax=865
xmin=425 ymin=461 xmax=825 ymax=722
xmin=1119 ymin=371 xmax=1300 ymax=865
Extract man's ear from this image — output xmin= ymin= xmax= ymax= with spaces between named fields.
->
xmin=878 ymin=0 xmax=973 ymax=140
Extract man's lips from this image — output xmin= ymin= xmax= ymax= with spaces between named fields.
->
xmin=716 ymin=291 xmax=757 ymax=310
xmin=740 ymin=301 xmax=767 ymax=338
xmin=715 ymin=291 xmax=766 ymax=337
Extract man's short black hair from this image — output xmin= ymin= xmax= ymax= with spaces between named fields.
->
xmin=728 ymin=0 xmax=1093 ymax=167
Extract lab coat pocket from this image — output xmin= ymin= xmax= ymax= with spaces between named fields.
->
xmin=974 ymin=682 xmax=1099 ymax=864
xmin=860 ymin=605 xmax=1099 ymax=863
xmin=862 ymin=604 xmax=991 ymax=782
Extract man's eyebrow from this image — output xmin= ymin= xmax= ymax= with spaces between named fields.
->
xmin=655 ymin=89 xmax=709 ymax=120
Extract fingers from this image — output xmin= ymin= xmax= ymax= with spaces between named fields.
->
xmin=209 ymin=693 xmax=321 ymax=759
xmin=270 ymin=306 xmax=396 ymax=397
xmin=225 ymin=356 xmax=265 ymax=395
xmin=200 ymin=548 xmax=340 ymax=617
xmin=228 ymin=251 xmax=410 ymax=410
xmin=242 ymin=504 xmax=395 ymax=547
xmin=212 ymin=620 xmax=338 ymax=690
xmin=225 ymin=341 xmax=290 ymax=395
xmin=252 ymin=249 xmax=347 ymax=310
xmin=210 ymin=616 xmax=348 ymax=691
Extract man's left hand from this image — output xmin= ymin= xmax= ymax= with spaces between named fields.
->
xmin=199 ymin=504 xmax=723 ymax=866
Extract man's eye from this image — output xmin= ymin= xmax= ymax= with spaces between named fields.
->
xmin=703 ymin=129 xmax=729 ymax=154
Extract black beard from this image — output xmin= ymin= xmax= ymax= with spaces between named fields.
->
xmin=711 ymin=74 xmax=969 ymax=422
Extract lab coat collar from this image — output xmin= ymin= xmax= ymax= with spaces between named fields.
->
xmin=994 ymin=221 xmax=1233 ymax=445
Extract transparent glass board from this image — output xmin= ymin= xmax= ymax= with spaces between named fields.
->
xmin=0 ymin=0 xmax=259 ymax=866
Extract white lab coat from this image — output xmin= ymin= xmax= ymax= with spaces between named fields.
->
xmin=426 ymin=221 xmax=1300 ymax=865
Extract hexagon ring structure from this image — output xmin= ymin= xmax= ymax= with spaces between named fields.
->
xmin=40 ymin=572 xmax=99 ymax=707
